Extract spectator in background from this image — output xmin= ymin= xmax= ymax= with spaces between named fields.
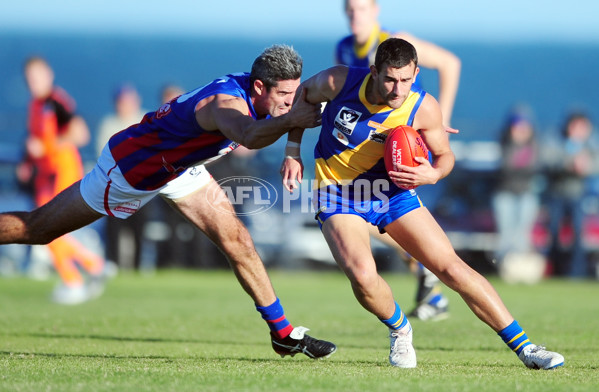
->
xmin=160 ymin=84 xmax=184 ymax=103
xmin=20 ymin=56 xmax=105 ymax=304
xmin=96 ymin=84 xmax=145 ymax=155
xmin=492 ymin=106 xmax=542 ymax=263
xmin=336 ymin=0 xmax=461 ymax=321
xmin=544 ymin=111 xmax=598 ymax=278
xmin=96 ymin=84 xmax=149 ymax=270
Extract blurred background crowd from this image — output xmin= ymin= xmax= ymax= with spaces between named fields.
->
xmin=1 ymin=0 xmax=599 ymax=292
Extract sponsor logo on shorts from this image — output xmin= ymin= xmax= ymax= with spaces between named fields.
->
xmin=114 ymin=199 xmax=141 ymax=215
xmin=189 ymin=166 xmax=200 ymax=176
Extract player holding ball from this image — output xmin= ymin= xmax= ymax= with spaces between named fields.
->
xmin=280 ymin=38 xmax=564 ymax=369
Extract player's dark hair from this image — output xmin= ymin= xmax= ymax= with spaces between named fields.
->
xmin=374 ymin=38 xmax=418 ymax=72
xmin=250 ymin=44 xmax=303 ymax=90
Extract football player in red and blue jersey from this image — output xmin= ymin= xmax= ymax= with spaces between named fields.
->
xmin=0 ymin=45 xmax=335 ymax=359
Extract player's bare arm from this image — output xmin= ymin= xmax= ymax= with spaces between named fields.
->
xmin=284 ymin=66 xmax=350 ymax=148
xmin=281 ymin=66 xmax=350 ymax=191
xmin=301 ymin=65 xmax=349 ymax=104
xmin=196 ymin=92 xmax=321 ymax=150
xmin=414 ymin=95 xmax=455 ymax=177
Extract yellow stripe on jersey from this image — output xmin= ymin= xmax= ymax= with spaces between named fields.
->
xmin=315 ymin=74 xmax=423 ymax=187
xmin=354 ymin=24 xmax=391 ymax=60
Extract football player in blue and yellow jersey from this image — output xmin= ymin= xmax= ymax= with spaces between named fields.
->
xmin=337 ymin=0 xmax=460 ymax=125
xmin=281 ymin=38 xmax=563 ymax=370
xmin=336 ymin=0 xmax=462 ymax=321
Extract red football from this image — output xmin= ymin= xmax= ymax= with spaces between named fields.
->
xmin=384 ymin=125 xmax=428 ymax=172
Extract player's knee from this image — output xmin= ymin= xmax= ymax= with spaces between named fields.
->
xmin=436 ymin=260 xmax=472 ymax=289
xmin=348 ymin=264 xmax=378 ymax=290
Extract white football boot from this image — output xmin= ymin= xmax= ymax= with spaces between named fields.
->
xmin=518 ymin=344 xmax=564 ymax=369
xmin=389 ymin=325 xmax=417 ymax=368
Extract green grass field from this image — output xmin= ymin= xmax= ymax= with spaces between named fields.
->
xmin=1 ymin=269 xmax=598 ymax=391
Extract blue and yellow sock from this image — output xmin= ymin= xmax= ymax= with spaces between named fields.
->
xmin=498 ymin=320 xmax=531 ymax=355
xmin=255 ymin=298 xmax=294 ymax=339
xmin=380 ymin=302 xmax=409 ymax=330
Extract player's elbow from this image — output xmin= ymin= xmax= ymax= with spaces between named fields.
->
xmin=241 ymin=132 xmax=281 ymax=150
xmin=240 ymin=137 xmax=266 ymax=150
xmin=448 ymin=54 xmax=461 ymax=75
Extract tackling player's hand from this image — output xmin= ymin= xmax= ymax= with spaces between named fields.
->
xmin=280 ymin=156 xmax=304 ymax=192
xmin=287 ymin=88 xmax=322 ymax=130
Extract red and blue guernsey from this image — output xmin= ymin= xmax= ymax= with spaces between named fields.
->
xmin=108 ymin=73 xmax=254 ymax=191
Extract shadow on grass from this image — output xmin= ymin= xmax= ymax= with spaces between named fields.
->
xmin=1 ymin=350 xmax=532 ymax=370
xmin=6 ymin=331 xmax=509 ymax=354
xmin=0 ymin=350 xmax=373 ymax=365
xmin=8 ymin=331 xmax=255 ymax=346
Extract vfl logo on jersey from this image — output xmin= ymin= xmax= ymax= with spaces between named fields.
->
xmin=334 ymin=107 xmax=362 ymax=136
xmin=156 ymin=102 xmax=172 ymax=119
xmin=369 ymin=131 xmax=387 ymax=144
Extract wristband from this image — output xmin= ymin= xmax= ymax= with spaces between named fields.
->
xmin=285 ymin=155 xmax=301 ymax=160
xmin=286 ymin=141 xmax=301 ymax=148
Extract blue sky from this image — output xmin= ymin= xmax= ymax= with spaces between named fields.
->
xmin=1 ymin=0 xmax=598 ymax=43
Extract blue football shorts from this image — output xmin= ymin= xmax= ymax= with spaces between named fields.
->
xmin=313 ymin=183 xmax=423 ymax=233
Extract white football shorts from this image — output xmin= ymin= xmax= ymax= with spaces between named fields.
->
xmin=80 ymin=145 xmax=211 ymax=219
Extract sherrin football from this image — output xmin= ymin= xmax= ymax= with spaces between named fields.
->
xmin=384 ymin=125 xmax=428 ymax=172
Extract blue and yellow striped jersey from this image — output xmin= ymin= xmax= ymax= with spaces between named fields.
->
xmin=335 ymin=24 xmax=422 ymax=89
xmin=336 ymin=24 xmax=392 ymax=67
xmin=314 ymin=67 xmax=426 ymax=188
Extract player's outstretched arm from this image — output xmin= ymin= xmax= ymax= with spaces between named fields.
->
xmin=207 ymin=91 xmax=321 ymax=150
xmin=280 ymin=66 xmax=349 ymax=192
